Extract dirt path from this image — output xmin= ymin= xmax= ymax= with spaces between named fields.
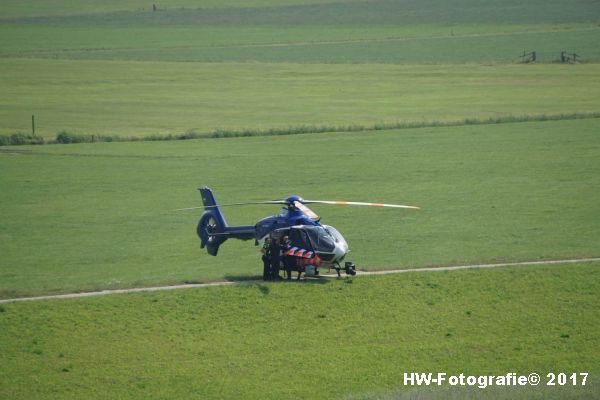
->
xmin=1 ymin=257 xmax=599 ymax=304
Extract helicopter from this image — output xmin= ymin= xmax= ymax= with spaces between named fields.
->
xmin=178 ymin=187 xmax=419 ymax=278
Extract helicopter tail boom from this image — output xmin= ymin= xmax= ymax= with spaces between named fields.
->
xmin=197 ymin=187 xmax=255 ymax=256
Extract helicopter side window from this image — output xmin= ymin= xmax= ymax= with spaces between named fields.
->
xmin=289 ymin=228 xmax=311 ymax=250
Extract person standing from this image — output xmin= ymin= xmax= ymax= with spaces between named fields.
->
xmin=269 ymin=235 xmax=282 ymax=280
xmin=261 ymin=237 xmax=272 ymax=281
xmin=281 ymin=235 xmax=294 ymax=280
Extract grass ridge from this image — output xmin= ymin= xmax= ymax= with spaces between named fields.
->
xmin=1 ymin=111 xmax=599 ymax=146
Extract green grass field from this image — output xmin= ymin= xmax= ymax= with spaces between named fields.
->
xmin=2 ymin=24 xmax=599 ymax=64
xmin=1 ymin=0 xmax=599 ymax=138
xmin=1 ymin=263 xmax=598 ymax=399
xmin=3 ymin=0 xmax=598 ymax=25
xmin=1 ymin=118 xmax=599 ymax=298
xmin=1 ymin=0 xmax=367 ymax=18
xmin=2 ymin=0 xmax=598 ymax=66
xmin=1 ymin=59 xmax=599 ymax=138
xmin=2 ymin=1 xmax=599 ymax=398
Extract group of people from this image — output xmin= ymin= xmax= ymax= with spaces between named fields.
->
xmin=261 ymin=235 xmax=292 ymax=281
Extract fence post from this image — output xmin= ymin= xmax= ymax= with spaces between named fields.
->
xmin=32 ymin=115 xmax=35 ymax=136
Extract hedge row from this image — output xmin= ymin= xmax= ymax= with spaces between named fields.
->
xmin=1 ymin=112 xmax=599 ymax=146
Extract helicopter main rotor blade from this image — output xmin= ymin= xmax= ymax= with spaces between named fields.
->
xmin=294 ymin=201 xmax=320 ymax=220
xmin=302 ymin=200 xmax=420 ymax=210
xmin=203 ymin=200 xmax=287 ymax=208
xmin=173 ymin=206 xmax=205 ymax=211
xmin=173 ymin=198 xmax=419 ymax=212
xmin=173 ymin=200 xmax=287 ymax=211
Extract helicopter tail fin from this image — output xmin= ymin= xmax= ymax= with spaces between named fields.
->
xmin=196 ymin=187 xmax=255 ymax=256
xmin=197 ymin=187 xmax=229 ymax=256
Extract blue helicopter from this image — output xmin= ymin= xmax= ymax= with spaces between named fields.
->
xmin=178 ymin=187 xmax=419 ymax=277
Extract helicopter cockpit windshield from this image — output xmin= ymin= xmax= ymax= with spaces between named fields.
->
xmin=289 ymin=226 xmax=336 ymax=253
xmin=323 ymin=225 xmax=345 ymax=245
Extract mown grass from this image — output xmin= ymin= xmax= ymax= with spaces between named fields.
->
xmin=2 ymin=58 xmax=599 ymax=138
xmin=1 ymin=0 xmax=598 ymax=68
xmin=1 ymin=24 xmax=594 ymax=56
xmin=0 ymin=263 xmax=598 ymax=399
xmin=1 ymin=118 xmax=599 ymax=297
xmin=7 ymin=25 xmax=596 ymax=64
xmin=0 ymin=5 xmax=598 ymax=400
xmin=4 ymin=0 xmax=598 ymax=26
xmin=2 ymin=2 xmax=599 ymax=399
xmin=2 ymin=24 xmax=598 ymax=64
xmin=1 ymin=0 xmax=361 ymax=18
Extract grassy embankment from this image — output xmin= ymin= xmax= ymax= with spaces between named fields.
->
xmin=1 ymin=118 xmax=599 ymax=297
xmin=0 ymin=263 xmax=598 ymax=399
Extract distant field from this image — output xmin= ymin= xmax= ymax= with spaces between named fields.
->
xmin=2 ymin=23 xmax=596 ymax=56
xmin=1 ymin=118 xmax=599 ymax=297
xmin=3 ymin=0 xmax=598 ymax=25
xmin=2 ymin=24 xmax=598 ymax=64
xmin=1 ymin=0 xmax=599 ymax=138
xmin=1 ymin=0 xmax=365 ymax=18
xmin=1 ymin=59 xmax=599 ymax=138
xmin=1 ymin=0 xmax=599 ymax=66
xmin=1 ymin=264 xmax=598 ymax=399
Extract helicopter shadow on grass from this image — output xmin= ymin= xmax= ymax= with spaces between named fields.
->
xmin=223 ymin=274 xmax=333 ymax=296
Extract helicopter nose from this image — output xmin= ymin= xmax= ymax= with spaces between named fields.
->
xmin=333 ymin=241 xmax=349 ymax=262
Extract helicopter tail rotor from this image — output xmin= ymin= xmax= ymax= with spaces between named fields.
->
xmin=197 ymin=187 xmax=255 ymax=256
xmin=197 ymin=188 xmax=229 ymax=255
